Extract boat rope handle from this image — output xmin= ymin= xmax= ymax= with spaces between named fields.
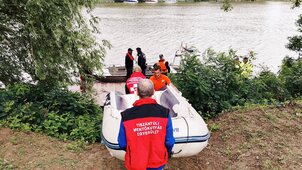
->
xmin=172 ymin=149 xmax=182 ymax=155
xmin=181 ymin=116 xmax=190 ymax=143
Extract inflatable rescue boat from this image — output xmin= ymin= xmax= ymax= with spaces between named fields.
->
xmin=101 ymin=85 xmax=210 ymax=160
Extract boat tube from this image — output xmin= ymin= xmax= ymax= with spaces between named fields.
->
xmin=101 ymin=85 xmax=210 ymax=160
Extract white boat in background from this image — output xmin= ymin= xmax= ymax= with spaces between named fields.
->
xmin=123 ymin=0 xmax=138 ymax=3
xmin=145 ymin=0 xmax=158 ymax=3
xmin=101 ymin=85 xmax=210 ymax=160
xmin=165 ymin=0 xmax=177 ymax=3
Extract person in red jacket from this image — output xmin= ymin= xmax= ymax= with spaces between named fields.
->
xmin=118 ymin=79 xmax=175 ymax=170
xmin=126 ymin=66 xmax=146 ymax=94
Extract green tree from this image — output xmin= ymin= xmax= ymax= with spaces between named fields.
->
xmin=0 ymin=0 xmax=110 ymax=86
xmin=287 ymin=14 xmax=302 ymax=57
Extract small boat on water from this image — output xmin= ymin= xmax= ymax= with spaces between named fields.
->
xmin=165 ymin=0 xmax=177 ymax=3
xmin=145 ymin=0 xmax=158 ymax=3
xmin=95 ymin=42 xmax=192 ymax=83
xmin=101 ymin=85 xmax=210 ymax=160
xmin=98 ymin=63 xmax=179 ymax=83
xmin=97 ymin=65 xmax=154 ymax=82
xmin=123 ymin=0 xmax=138 ymax=3
xmin=69 ymin=42 xmax=193 ymax=105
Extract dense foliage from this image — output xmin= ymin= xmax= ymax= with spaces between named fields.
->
xmin=279 ymin=57 xmax=302 ymax=98
xmin=0 ymin=0 xmax=110 ymax=87
xmin=0 ymin=84 xmax=102 ymax=142
xmin=287 ymin=14 xmax=302 ymax=57
xmin=171 ymin=49 xmax=301 ymax=119
xmin=284 ymin=11 xmax=302 ymax=97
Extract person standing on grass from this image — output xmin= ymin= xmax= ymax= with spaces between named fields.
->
xmin=240 ymin=56 xmax=253 ymax=79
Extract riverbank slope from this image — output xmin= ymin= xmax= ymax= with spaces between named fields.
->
xmin=1 ymin=102 xmax=301 ymax=169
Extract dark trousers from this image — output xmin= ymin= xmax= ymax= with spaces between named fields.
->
xmin=142 ymin=69 xmax=146 ymax=76
xmin=125 ymin=84 xmax=130 ymax=94
xmin=126 ymin=68 xmax=133 ymax=79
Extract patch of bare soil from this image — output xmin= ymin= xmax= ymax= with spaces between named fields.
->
xmin=1 ymin=104 xmax=301 ymax=170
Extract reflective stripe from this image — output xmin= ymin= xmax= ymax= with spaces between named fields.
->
xmin=102 ymin=133 xmax=210 ymax=150
xmin=174 ymin=134 xmax=210 ymax=144
xmin=101 ymin=133 xmax=123 ymax=150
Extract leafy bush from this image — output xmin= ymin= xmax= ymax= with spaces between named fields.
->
xmin=171 ymin=49 xmax=245 ymax=118
xmin=0 ymin=83 xmax=102 ymax=142
xmin=278 ymin=57 xmax=302 ymax=98
xmin=244 ymin=70 xmax=286 ymax=103
xmin=171 ymin=49 xmax=300 ymax=119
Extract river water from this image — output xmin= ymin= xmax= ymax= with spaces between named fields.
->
xmin=93 ymin=2 xmax=300 ymax=73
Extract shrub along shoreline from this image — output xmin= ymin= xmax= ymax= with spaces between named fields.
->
xmin=171 ymin=48 xmax=302 ymax=119
xmin=0 ymin=49 xmax=301 ymax=142
xmin=0 ymin=83 xmax=102 ymax=142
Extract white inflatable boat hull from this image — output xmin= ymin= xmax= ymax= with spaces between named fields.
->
xmin=101 ymin=86 xmax=210 ymax=160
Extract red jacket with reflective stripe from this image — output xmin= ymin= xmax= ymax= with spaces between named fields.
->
xmin=121 ymin=98 xmax=170 ymax=170
xmin=126 ymin=72 xmax=146 ymax=94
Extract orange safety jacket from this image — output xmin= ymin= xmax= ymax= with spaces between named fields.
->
xmin=158 ymin=59 xmax=168 ymax=74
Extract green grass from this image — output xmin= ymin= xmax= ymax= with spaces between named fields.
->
xmin=209 ymin=123 xmax=220 ymax=132
xmin=66 ymin=141 xmax=88 ymax=152
xmin=0 ymin=158 xmax=14 ymax=170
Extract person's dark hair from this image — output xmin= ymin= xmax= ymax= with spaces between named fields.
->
xmin=153 ymin=64 xmax=161 ymax=71
xmin=128 ymin=48 xmax=133 ymax=51
xmin=136 ymin=47 xmax=141 ymax=53
xmin=137 ymin=79 xmax=154 ymax=98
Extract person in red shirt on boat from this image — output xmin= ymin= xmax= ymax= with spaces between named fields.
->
xmin=118 ymin=79 xmax=175 ymax=170
xmin=150 ymin=65 xmax=171 ymax=91
xmin=125 ymin=48 xmax=135 ymax=79
xmin=157 ymin=54 xmax=170 ymax=76
xmin=125 ymin=66 xmax=146 ymax=94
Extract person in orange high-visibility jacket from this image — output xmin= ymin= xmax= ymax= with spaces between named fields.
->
xmin=157 ymin=54 xmax=170 ymax=76
xmin=118 ymin=79 xmax=175 ymax=170
xmin=150 ymin=65 xmax=171 ymax=91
